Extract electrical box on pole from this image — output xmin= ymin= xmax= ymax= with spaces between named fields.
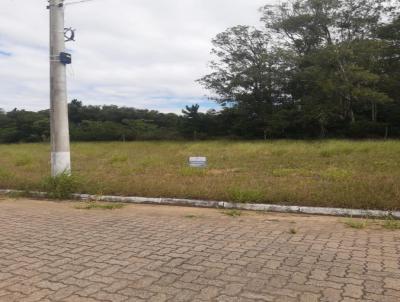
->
xmin=60 ymin=52 xmax=72 ymax=65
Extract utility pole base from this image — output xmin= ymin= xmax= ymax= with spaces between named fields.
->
xmin=51 ymin=152 xmax=71 ymax=177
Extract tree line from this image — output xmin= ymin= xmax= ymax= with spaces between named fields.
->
xmin=0 ymin=100 xmax=222 ymax=142
xmin=1 ymin=0 xmax=399 ymax=143
xmin=198 ymin=0 xmax=400 ymax=139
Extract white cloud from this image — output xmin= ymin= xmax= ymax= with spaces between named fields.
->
xmin=0 ymin=0 xmax=272 ymax=113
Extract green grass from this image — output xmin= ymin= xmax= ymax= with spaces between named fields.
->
xmin=184 ymin=214 xmax=203 ymax=219
xmin=223 ymin=209 xmax=243 ymax=217
xmin=382 ymin=218 xmax=400 ymax=230
xmin=228 ymin=188 xmax=264 ymax=203
xmin=74 ymin=202 xmax=125 ymax=210
xmin=0 ymin=140 xmax=399 ymax=210
xmin=14 ymin=156 xmax=33 ymax=167
xmin=109 ymin=154 xmax=129 ymax=165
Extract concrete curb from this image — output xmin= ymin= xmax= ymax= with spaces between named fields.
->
xmin=1 ymin=189 xmax=399 ymax=219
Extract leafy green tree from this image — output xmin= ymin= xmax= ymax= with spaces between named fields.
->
xmin=259 ymin=0 xmax=396 ymax=136
xmin=261 ymin=0 xmax=395 ymax=54
xmin=198 ymin=26 xmax=292 ymax=139
xmin=0 ymin=109 xmax=8 ymax=128
xmin=68 ymin=99 xmax=83 ymax=124
xmin=181 ymin=104 xmax=202 ymax=140
xmin=376 ymin=15 xmax=400 ymax=135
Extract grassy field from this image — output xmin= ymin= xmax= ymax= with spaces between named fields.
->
xmin=0 ymin=140 xmax=399 ymax=210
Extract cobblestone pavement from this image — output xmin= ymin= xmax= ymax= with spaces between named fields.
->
xmin=0 ymin=199 xmax=399 ymax=302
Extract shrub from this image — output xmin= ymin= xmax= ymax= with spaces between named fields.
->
xmin=42 ymin=173 xmax=79 ymax=200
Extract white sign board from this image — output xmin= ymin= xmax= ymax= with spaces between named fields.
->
xmin=189 ymin=157 xmax=207 ymax=168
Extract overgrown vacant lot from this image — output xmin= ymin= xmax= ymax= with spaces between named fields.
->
xmin=0 ymin=140 xmax=399 ymax=210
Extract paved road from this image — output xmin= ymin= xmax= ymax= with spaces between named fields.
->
xmin=0 ymin=199 xmax=399 ymax=302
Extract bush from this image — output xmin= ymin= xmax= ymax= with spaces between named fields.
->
xmin=42 ymin=173 xmax=79 ymax=200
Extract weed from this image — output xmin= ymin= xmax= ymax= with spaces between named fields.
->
xmin=184 ymin=214 xmax=202 ymax=219
xmin=382 ymin=217 xmax=400 ymax=230
xmin=228 ymin=188 xmax=264 ymax=203
xmin=343 ymin=219 xmax=368 ymax=229
xmin=42 ymin=173 xmax=79 ymax=200
xmin=223 ymin=209 xmax=242 ymax=217
xmin=74 ymin=202 xmax=125 ymax=210
xmin=289 ymin=228 xmax=297 ymax=234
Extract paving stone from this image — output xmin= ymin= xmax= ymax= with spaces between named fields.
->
xmin=384 ymin=277 xmax=400 ymax=290
xmin=221 ymin=283 xmax=243 ymax=296
xmin=89 ymin=291 xmax=128 ymax=302
xmin=343 ymin=284 xmax=363 ymax=299
xmin=0 ymin=199 xmax=399 ymax=302
xmin=299 ymin=292 xmax=321 ymax=302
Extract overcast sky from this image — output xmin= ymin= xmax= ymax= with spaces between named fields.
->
xmin=0 ymin=0 xmax=272 ymax=113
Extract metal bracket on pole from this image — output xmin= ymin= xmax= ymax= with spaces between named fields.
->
xmin=64 ymin=28 xmax=76 ymax=42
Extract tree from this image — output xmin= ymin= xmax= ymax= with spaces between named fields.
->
xmin=260 ymin=0 xmax=395 ymax=135
xmin=376 ymin=15 xmax=400 ymax=136
xmin=198 ymin=26 xmax=291 ymax=139
xmin=181 ymin=104 xmax=202 ymax=140
xmin=68 ymin=99 xmax=83 ymax=124
xmin=261 ymin=0 xmax=395 ymax=54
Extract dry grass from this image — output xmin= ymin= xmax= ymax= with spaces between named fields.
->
xmin=0 ymin=140 xmax=399 ymax=210
xmin=342 ymin=217 xmax=400 ymax=230
xmin=74 ymin=202 xmax=125 ymax=210
xmin=343 ymin=219 xmax=369 ymax=229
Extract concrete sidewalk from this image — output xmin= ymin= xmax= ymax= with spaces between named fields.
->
xmin=0 ymin=198 xmax=399 ymax=301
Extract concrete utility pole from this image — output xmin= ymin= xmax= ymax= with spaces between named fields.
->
xmin=49 ymin=0 xmax=71 ymax=177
